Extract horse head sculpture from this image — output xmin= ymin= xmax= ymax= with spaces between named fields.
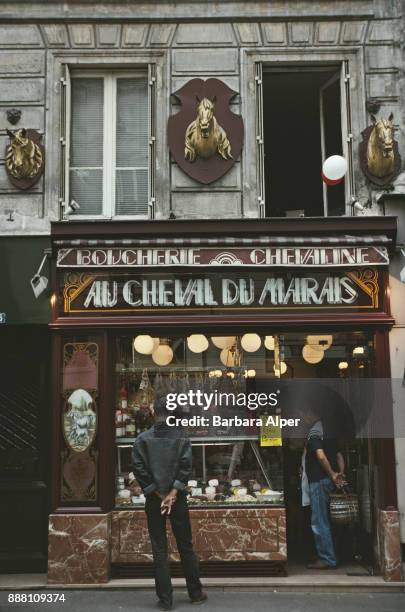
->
xmin=366 ymin=113 xmax=395 ymax=178
xmin=6 ymin=128 xmax=43 ymax=180
xmin=185 ymin=96 xmax=232 ymax=162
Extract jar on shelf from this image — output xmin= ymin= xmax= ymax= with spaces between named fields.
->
xmin=125 ymin=415 xmax=136 ymax=436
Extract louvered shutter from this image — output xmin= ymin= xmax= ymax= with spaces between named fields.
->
xmin=69 ymin=78 xmax=104 ymax=215
xmin=115 ymin=77 xmax=149 ymax=216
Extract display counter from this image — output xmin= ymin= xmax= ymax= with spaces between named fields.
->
xmin=111 ymin=506 xmax=286 ymax=563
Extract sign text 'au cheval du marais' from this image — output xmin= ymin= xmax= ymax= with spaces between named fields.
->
xmin=56 ymin=246 xmax=387 ymax=314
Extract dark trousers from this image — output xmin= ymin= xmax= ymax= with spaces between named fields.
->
xmin=145 ymin=492 xmax=202 ymax=606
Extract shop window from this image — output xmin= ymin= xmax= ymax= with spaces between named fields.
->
xmin=258 ymin=64 xmax=353 ymax=217
xmin=60 ymin=67 xmax=156 ymax=219
xmin=113 ymin=331 xmax=374 ymax=510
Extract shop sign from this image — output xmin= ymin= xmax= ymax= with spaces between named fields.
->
xmin=57 ymin=245 xmax=389 ymax=268
xmin=60 ymin=268 xmax=381 ymax=314
xmin=260 ymin=418 xmax=282 ymax=447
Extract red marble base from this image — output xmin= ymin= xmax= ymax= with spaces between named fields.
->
xmin=48 ymin=514 xmax=110 ymax=584
xmin=378 ymin=509 xmax=403 ymax=582
xmin=111 ymin=507 xmax=286 ymax=564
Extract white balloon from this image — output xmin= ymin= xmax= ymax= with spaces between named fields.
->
xmin=322 ymin=155 xmax=347 ymax=181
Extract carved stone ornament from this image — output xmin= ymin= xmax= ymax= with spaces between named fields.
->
xmin=168 ymin=78 xmax=244 ymax=184
xmin=6 ymin=108 xmax=22 ymax=125
xmin=5 ymin=128 xmax=45 ymax=190
xmin=359 ymin=114 xmax=401 ymax=186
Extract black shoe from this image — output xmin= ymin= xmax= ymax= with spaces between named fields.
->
xmin=157 ymin=601 xmax=173 ymax=611
xmin=190 ymin=592 xmax=208 ymax=605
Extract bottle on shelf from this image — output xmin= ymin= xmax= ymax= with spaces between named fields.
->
xmin=115 ymin=407 xmax=125 ymax=438
xmin=119 ymin=383 xmax=128 ymax=411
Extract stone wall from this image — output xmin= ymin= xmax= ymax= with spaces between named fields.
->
xmin=0 ymin=0 xmax=403 ymax=232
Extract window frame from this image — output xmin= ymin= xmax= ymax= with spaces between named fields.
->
xmin=243 ymin=48 xmax=364 ymax=219
xmin=65 ymin=68 xmax=150 ymax=221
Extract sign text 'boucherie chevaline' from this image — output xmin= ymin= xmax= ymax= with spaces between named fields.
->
xmin=57 ymin=246 xmax=389 ymax=268
xmin=61 ymin=269 xmax=381 ymax=314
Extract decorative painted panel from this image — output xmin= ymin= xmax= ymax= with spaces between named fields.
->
xmin=61 ymin=341 xmax=99 ymax=502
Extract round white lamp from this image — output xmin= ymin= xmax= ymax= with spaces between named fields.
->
xmin=187 ymin=334 xmax=209 ymax=353
xmin=302 ymin=344 xmax=324 ymax=364
xmin=241 ymin=333 xmax=261 ymax=352
xmin=211 ymin=336 xmax=236 ymax=349
xmin=273 ymin=361 xmax=287 ymax=375
xmin=220 ymin=347 xmax=236 ymax=367
xmin=152 ymin=342 xmax=174 ymax=366
xmin=133 ymin=335 xmax=158 ymax=355
xmin=264 ymin=335 xmax=275 ymax=351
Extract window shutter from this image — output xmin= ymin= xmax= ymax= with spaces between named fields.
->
xmin=115 ymin=77 xmax=149 ymax=216
xmin=59 ymin=63 xmax=71 ymax=220
xmin=341 ymin=60 xmax=355 ymax=212
xmin=255 ymin=62 xmax=265 ymax=218
xmin=148 ymin=63 xmax=157 ymax=219
xmin=69 ymin=78 xmax=104 ymax=215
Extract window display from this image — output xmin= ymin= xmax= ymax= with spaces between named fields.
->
xmin=114 ymin=331 xmax=374 ymax=509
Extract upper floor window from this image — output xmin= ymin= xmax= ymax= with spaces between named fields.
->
xmin=256 ymin=62 xmax=353 ymax=218
xmin=66 ymin=71 xmax=149 ymax=218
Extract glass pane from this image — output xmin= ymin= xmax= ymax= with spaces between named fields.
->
xmin=70 ymin=168 xmax=103 ymax=215
xmin=115 ymin=168 xmax=148 ymax=216
xmin=61 ymin=339 xmax=99 ymax=504
xmin=70 ymin=78 xmax=103 ymax=167
xmin=116 ymin=78 xmax=148 ymax=168
xmin=114 ymin=331 xmax=376 ymax=510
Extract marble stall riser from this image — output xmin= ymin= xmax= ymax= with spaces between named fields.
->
xmin=111 ymin=508 xmax=286 ymax=564
xmin=48 ymin=514 xmax=110 ymax=584
xmin=378 ymin=509 xmax=403 ymax=582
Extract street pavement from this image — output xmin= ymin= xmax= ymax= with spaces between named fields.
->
xmin=0 ymin=590 xmax=404 ymax=612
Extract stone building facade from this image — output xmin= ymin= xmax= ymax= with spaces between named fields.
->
xmin=0 ymin=0 xmax=404 ymax=578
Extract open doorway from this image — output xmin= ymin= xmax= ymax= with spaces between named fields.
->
xmin=263 ymin=67 xmax=345 ymax=218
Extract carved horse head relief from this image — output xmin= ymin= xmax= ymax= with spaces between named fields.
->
xmin=367 ymin=113 xmax=395 ymax=178
xmin=185 ymin=97 xmax=233 ymax=162
xmin=6 ymin=128 xmax=43 ymax=180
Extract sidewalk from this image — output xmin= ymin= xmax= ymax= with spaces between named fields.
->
xmin=1 ymin=564 xmax=404 ymax=593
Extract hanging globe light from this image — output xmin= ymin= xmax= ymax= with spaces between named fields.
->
xmin=302 ymin=344 xmax=324 ymax=364
xmin=273 ymin=361 xmax=287 ymax=375
xmin=306 ymin=335 xmax=333 ymax=350
xmin=133 ymin=335 xmax=158 ymax=355
xmin=241 ymin=333 xmax=261 ymax=352
xmin=211 ymin=336 xmax=236 ymax=349
xmin=220 ymin=347 xmax=236 ymax=367
xmin=152 ymin=340 xmax=173 ymax=366
xmin=264 ymin=335 xmax=275 ymax=351
xmin=187 ymin=334 xmax=209 ymax=353
xmin=338 ymin=361 xmax=349 ymax=370
xmin=244 ymin=369 xmax=257 ymax=378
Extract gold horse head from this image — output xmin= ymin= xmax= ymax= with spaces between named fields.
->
xmin=6 ymin=128 xmax=43 ymax=179
xmin=185 ymin=96 xmax=232 ymax=162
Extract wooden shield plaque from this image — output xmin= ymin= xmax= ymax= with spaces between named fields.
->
xmin=168 ymin=78 xmax=244 ymax=184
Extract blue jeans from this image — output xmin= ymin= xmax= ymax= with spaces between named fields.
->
xmin=309 ymin=477 xmax=337 ymax=567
